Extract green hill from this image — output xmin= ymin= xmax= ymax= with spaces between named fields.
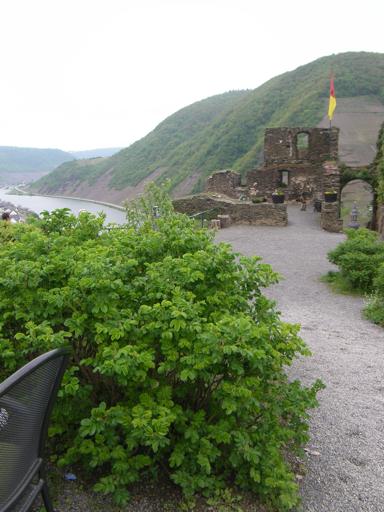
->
xmin=0 ymin=146 xmax=74 ymax=185
xmin=70 ymin=148 xmax=123 ymax=159
xmin=31 ymin=52 xmax=384 ymax=201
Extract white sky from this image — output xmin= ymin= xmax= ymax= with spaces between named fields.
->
xmin=0 ymin=0 xmax=383 ymax=151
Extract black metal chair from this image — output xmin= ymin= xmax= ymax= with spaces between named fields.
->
xmin=0 ymin=348 xmax=70 ymax=512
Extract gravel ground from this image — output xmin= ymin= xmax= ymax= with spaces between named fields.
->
xmin=215 ymin=205 xmax=384 ymax=512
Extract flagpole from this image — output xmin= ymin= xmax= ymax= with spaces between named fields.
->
xmin=330 ymin=67 xmax=333 ymax=130
xmin=328 ymin=71 xmax=336 ymax=130
xmin=329 ymin=69 xmax=332 ymax=129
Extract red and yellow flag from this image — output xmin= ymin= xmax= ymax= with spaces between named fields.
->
xmin=328 ymin=77 xmax=336 ymax=120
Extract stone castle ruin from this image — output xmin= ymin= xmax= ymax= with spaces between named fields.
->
xmin=206 ymin=127 xmax=340 ymax=202
xmin=174 ymin=126 xmax=343 ymax=232
xmin=247 ymin=127 xmax=340 ymax=201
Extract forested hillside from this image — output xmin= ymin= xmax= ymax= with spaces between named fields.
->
xmin=32 ymin=52 xmax=384 ymax=200
xmin=31 ymin=90 xmax=248 ymax=197
xmin=70 ymin=148 xmax=122 ymax=159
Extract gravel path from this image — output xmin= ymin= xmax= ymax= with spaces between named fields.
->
xmin=215 ymin=205 xmax=384 ymax=512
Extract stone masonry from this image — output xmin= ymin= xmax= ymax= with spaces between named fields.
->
xmin=205 ymin=169 xmax=242 ymax=199
xmin=263 ymin=127 xmax=339 ymax=164
xmin=173 ymin=193 xmax=287 ymax=226
xmin=320 ymin=202 xmax=343 ymax=232
xmin=247 ymin=127 xmax=340 ymax=202
xmin=185 ymin=126 xmax=343 ymax=231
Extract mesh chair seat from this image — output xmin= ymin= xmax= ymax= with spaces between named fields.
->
xmin=0 ymin=348 xmax=70 ymax=512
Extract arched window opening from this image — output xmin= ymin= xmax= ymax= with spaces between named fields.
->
xmin=295 ymin=132 xmax=309 ymax=158
xmin=340 ymin=179 xmax=374 ymax=228
xmin=279 ymin=170 xmax=290 ymax=186
xmin=296 ymin=132 xmax=309 ymax=149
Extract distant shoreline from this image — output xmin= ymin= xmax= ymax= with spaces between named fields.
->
xmin=39 ymin=194 xmax=126 ymax=212
xmin=9 ymin=186 xmax=126 ymax=212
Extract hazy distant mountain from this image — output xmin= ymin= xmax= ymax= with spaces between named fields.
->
xmin=70 ymin=148 xmax=123 ymax=159
xmin=0 ymin=146 xmax=123 ymax=186
xmin=0 ymin=146 xmax=74 ymax=185
xmin=31 ymin=52 xmax=384 ymax=203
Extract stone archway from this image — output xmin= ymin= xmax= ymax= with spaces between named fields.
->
xmin=340 ymin=179 xmax=373 ymax=228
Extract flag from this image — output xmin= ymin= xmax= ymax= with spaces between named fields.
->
xmin=328 ymin=77 xmax=336 ymax=120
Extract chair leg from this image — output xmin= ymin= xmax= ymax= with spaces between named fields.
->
xmin=41 ymin=482 xmax=55 ymax=512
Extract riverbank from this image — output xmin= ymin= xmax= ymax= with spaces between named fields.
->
xmin=0 ymin=189 xmax=127 ymax=224
xmin=10 ymin=186 xmax=126 ymax=211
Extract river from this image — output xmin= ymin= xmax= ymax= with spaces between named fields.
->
xmin=0 ymin=189 xmax=127 ymax=224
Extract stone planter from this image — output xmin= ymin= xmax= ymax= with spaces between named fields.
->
xmin=272 ymin=194 xmax=285 ymax=204
xmin=324 ymin=192 xmax=338 ymax=203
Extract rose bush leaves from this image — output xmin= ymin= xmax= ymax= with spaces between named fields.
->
xmin=0 ymin=203 xmax=322 ymax=510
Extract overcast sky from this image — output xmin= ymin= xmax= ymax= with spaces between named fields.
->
xmin=0 ymin=0 xmax=383 ymax=151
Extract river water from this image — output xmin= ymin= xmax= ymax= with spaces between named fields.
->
xmin=0 ymin=189 xmax=127 ymax=224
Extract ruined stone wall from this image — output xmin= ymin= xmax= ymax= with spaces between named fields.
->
xmin=264 ymin=127 xmax=339 ymax=165
xmin=205 ymin=170 xmax=242 ymax=199
xmin=320 ymin=202 xmax=343 ymax=232
xmin=173 ymin=194 xmax=287 ymax=226
xmin=322 ymin=161 xmax=341 ymax=194
xmin=246 ymin=128 xmax=340 ymax=202
xmin=204 ymin=127 xmax=340 ymax=205
xmin=247 ymin=164 xmax=325 ymax=200
xmin=246 ymin=168 xmax=281 ymax=197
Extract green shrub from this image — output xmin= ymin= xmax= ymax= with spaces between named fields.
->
xmin=0 ymin=194 xmax=322 ymax=510
xmin=327 ymin=228 xmax=384 ymax=291
xmin=321 ymin=271 xmax=361 ymax=295
xmin=328 ymin=228 xmax=384 ymax=326
xmin=364 ymin=262 xmax=384 ymax=325
xmin=364 ymin=292 xmax=384 ymax=326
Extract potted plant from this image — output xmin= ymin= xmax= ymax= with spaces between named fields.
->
xmin=271 ymin=189 xmax=285 ymax=204
xmin=251 ymin=196 xmax=266 ymax=204
xmin=324 ymin=189 xmax=338 ymax=203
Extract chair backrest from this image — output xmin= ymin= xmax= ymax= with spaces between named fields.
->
xmin=0 ymin=348 xmax=70 ymax=509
